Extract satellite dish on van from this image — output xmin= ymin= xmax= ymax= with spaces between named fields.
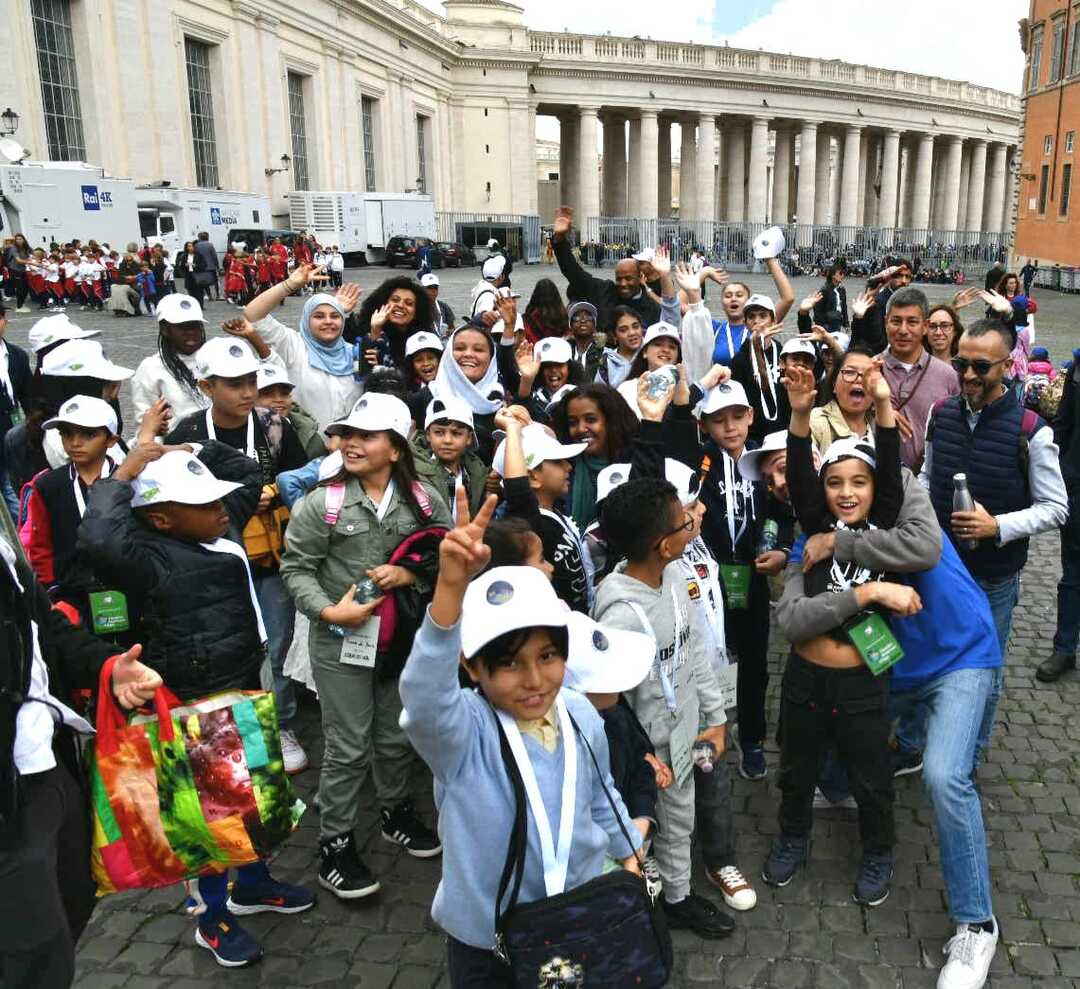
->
xmin=0 ymin=137 xmax=30 ymax=164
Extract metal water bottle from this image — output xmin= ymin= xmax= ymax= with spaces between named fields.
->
xmin=327 ymin=577 xmax=380 ymax=637
xmin=952 ymin=473 xmax=979 ymax=550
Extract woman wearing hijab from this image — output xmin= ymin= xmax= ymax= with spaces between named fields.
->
xmin=243 ymin=264 xmax=362 ymax=431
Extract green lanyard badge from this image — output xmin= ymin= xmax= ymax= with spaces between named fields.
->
xmin=843 ymin=611 xmax=904 ymax=676
xmin=88 ymin=590 xmax=130 ymax=635
xmin=719 ymin=563 xmax=752 ymax=610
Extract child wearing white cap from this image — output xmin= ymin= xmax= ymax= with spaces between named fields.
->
xmin=19 ymin=396 xmax=121 ymax=629
xmin=279 ymin=392 xmax=451 ymax=900
xmin=411 ymin=396 xmax=488 ymax=521
xmin=403 ymin=330 xmax=444 ymax=390
xmin=78 ymin=441 xmax=315 ymax=966
xmin=514 ymin=335 xmax=587 ymax=422
xmin=399 ymin=490 xmax=644 ymax=985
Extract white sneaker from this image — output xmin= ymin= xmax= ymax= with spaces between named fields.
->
xmin=937 ymin=918 xmax=998 ymax=989
xmin=279 ymin=729 xmax=309 ymax=775
xmin=812 ymin=787 xmax=858 ymax=811
xmin=16 ymin=306 xmax=31 ymax=314
xmin=707 ymin=864 xmax=757 ymax=911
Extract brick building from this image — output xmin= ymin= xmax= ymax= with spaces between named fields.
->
xmin=1016 ymin=0 xmax=1080 ymax=266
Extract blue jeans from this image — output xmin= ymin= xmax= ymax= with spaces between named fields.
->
xmin=1054 ymin=491 xmax=1080 ymax=656
xmin=889 ymin=667 xmax=996 ymax=924
xmin=253 ymin=570 xmax=297 ymax=729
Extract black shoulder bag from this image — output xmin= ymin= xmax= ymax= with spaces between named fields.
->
xmin=491 ymin=708 xmax=673 ymax=988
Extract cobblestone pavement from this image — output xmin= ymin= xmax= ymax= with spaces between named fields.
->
xmin=13 ymin=266 xmax=1075 ymax=988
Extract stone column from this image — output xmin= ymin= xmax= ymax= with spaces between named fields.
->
xmin=680 ymin=118 xmax=697 ymax=220
xmin=863 ymin=134 xmax=879 ymax=226
xmin=956 ymin=144 xmax=971 ymax=231
xmin=602 ymin=113 xmax=626 ymax=216
xmin=814 ymin=129 xmax=832 ymax=223
xmin=697 ymin=113 xmax=717 ymax=222
xmin=560 ymin=112 xmax=579 ymax=214
xmin=911 ymin=132 xmax=934 ymax=230
xmin=747 ymin=116 xmax=770 ymax=223
xmin=965 ymin=139 xmax=988 ymax=232
xmin=639 ymin=110 xmax=659 ymax=220
xmin=856 ymin=132 xmax=869 ymax=224
xmin=725 ymin=119 xmax=747 ymax=221
xmin=578 ymin=107 xmax=601 ymax=222
xmin=839 ymin=124 xmax=862 ymax=227
xmin=796 ymin=121 xmax=818 ymax=232
xmin=984 ymin=142 xmax=1008 ymax=233
xmin=658 ymin=118 xmax=672 ymax=218
xmin=627 ymin=115 xmax=642 ymax=216
xmin=772 ymin=126 xmax=793 ymax=223
xmin=878 ymin=129 xmax=900 ymax=229
xmin=940 ymin=135 xmax=964 ymax=233
xmin=901 ymin=139 xmax=917 ymax=229
xmin=527 ymin=102 xmax=539 ymax=214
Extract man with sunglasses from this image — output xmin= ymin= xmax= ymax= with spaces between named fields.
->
xmin=917 ymin=318 xmax=1067 ymax=764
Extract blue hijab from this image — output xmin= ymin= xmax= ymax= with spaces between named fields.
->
xmin=299 ymin=293 xmax=352 ymax=376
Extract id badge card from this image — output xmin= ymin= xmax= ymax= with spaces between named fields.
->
xmin=340 ymin=617 xmax=380 ymax=668
xmin=714 ymin=662 xmax=738 ymax=709
xmin=668 ymin=714 xmax=694 ymax=788
xmin=844 ymin=612 xmax=904 ymax=676
xmin=719 ymin=564 xmax=751 ymax=610
xmin=88 ymin=590 xmax=130 ymax=634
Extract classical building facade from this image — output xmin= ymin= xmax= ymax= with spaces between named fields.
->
xmin=1015 ymin=0 xmax=1080 ymax=266
xmin=4 ymin=0 xmax=1020 ymax=234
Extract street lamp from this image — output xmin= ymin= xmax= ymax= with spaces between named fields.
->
xmin=264 ymin=153 xmax=291 ymax=177
xmin=0 ymin=108 xmax=19 ymax=136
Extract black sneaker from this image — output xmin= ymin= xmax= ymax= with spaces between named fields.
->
xmin=1036 ymin=652 xmax=1076 ymax=682
xmin=852 ymin=851 xmax=894 ymax=907
xmin=381 ymin=800 xmax=442 ymax=858
xmin=319 ymin=832 xmax=381 ymax=899
xmin=738 ymin=745 xmax=768 ymax=781
xmin=662 ymin=891 xmax=735 ymax=939
xmin=891 ymin=744 xmax=924 ymax=777
xmin=762 ymin=833 xmax=810 ymax=888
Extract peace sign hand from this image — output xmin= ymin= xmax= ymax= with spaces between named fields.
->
xmin=439 ymin=487 xmax=498 ymax=586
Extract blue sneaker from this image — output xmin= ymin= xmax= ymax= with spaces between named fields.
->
xmin=852 ymin=851 xmax=894 ymax=907
xmin=761 ymin=834 xmax=809 ymax=888
xmin=227 ymin=877 xmax=315 ymax=915
xmin=739 ymin=745 xmax=768 ymax=781
xmin=195 ymin=916 xmax=263 ymax=968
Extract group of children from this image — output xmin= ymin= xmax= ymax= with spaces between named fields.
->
xmin=1 ymin=246 xmax=1009 ymax=987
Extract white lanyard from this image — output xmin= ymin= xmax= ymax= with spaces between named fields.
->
xmin=205 ymin=408 xmax=256 ymax=461
xmin=722 ymin=452 xmax=752 ymax=550
xmin=751 ymin=336 xmax=780 ymax=421
xmin=200 ymin=537 xmax=268 ymax=644
xmin=627 ymin=587 xmax=682 ymax=716
xmin=495 ymin=695 xmax=577 ymax=897
xmin=716 ymin=322 xmax=747 ymax=362
xmin=70 ymin=458 xmax=113 ymax=518
xmin=368 ymin=477 xmax=397 ymax=522
xmin=540 ymin=507 xmax=595 ymax=607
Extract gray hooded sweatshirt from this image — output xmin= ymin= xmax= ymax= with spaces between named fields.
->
xmin=592 ymin=561 xmax=727 ymax=753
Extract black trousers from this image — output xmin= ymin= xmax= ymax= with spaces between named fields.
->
xmin=447 ymin=936 xmax=514 ymax=988
xmin=777 ymin=653 xmax=894 ymax=854
xmin=725 ymin=574 xmax=771 ymax=747
xmin=0 ymin=747 xmax=96 ymax=989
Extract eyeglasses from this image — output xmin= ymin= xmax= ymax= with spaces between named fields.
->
xmin=570 ymin=312 xmax=595 ymax=323
xmin=927 ymin=321 xmax=954 ymax=331
xmin=837 ymin=367 xmax=865 ymax=382
xmin=951 ymin=356 xmax=1009 ymax=377
xmin=654 ymin=511 xmax=695 ymax=549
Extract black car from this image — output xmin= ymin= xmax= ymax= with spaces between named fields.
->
xmin=386 ymin=236 xmax=443 ymax=269
xmin=436 ymin=241 xmax=476 ymax=267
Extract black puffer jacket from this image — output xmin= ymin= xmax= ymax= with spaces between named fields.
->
xmin=78 ymin=441 xmax=264 ymax=700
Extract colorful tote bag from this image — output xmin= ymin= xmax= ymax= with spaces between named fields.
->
xmin=88 ymin=656 xmax=305 ymax=895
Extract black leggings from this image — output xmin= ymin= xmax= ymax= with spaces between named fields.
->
xmin=8 ymin=272 xmax=28 ymax=308
xmin=447 ymin=936 xmax=514 ymax=988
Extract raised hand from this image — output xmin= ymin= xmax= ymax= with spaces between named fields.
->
xmin=674 ymin=261 xmax=700 ymax=296
xmin=438 ymin=487 xmax=498 ymax=585
xmin=136 ymin=397 xmax=172 ymax=445
xmin=552 ymin=206 xmax=573 ymax=239
xmin=650 ymin=245 xmax=671 ymax=277
xmin=110 ymin=644 xmax=163 ymax=710
xmin=222 ymin=316 xmax=256 ymax=339
xmin=636 ymin=370 xmax=674 ymax=422
xmin=863 ymin=357 xmax=891 ymax=403
xmin=514 ymin=339 xmax=540 ymax=382
xmin=284 ymin=262 xmax=318 ymax=293
xmin=113 ymin=442 xmax=168 ymax=480
xmin=799 ymin=290 xmax=824 ymax=314
xmin=851 ymin=288 xmax=878 ymax=320
xmin=335 ymin=282 xmax=361 ymax=313
xmin=780 ymin=362 xmax=817 ymax=414
xmin=702 ymin=266 xmax=729 ymax=287
xmin=494 ymin=292 xmax=518 ymax=329
xmin=952 ymin=286 xmax=982 ymax=310
xmin=369 ymin=303 xmax=393 ymax=336
xmin=699 ymin=363 xmax=732 ymax=392
xmin=978 ymin=289 xmax=1012 ymax=315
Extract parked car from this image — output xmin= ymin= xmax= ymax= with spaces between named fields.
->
xmin=436 ymin=241 xmax=477 ymax=267
xmin=386 ymin=236 xmax=443 ymax=269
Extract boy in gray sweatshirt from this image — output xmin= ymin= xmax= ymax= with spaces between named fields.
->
xmin=592 ymin=477 xmax=734 ymax=938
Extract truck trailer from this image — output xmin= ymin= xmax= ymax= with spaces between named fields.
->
xmin=287 ymin=191 xmax=435 ymax=263
xmin=137 ymin=186 xmax=272 ymax=258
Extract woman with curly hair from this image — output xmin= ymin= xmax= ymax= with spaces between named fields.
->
xmin=344 ymin=275 xmax=435 ymax=370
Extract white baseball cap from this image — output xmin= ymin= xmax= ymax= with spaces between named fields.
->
xmin=631 ymin=247 xmax=656 ymax=263
xmin=461 ymin=566 xmax=569 ymax=660
xmin=699 ymin=380 xmax=751 ymax=417
xmin=596 ymin=458 xmax=699 ymax=507
xmin=130 ymin=450 xmax=243 ymax=507
xmin=420 ymin=273 xmax=440 ymax=288
xmin=744 ymin=294 xmax=776 ymax=316
xmin=405 ymin=331 xmax=445 ymax=358
xmin=641 ymin=321 xmax=681 ymax=348
xmin=831 ymin=331 xmax=851 ymax=352
xmin=780 ymin=338 xmax=817 ymax=360
xmin=737 ymin=430 xmax=789 ymax=482
xmin=41 ymin=339 xmax=133 ymax=381
xmin=256 ymin=362 xmax=294 ymax=391
xmin=820 ymin=435 xmax=876 ymax=475
xmin=194 ymin=338 xmax=261 ymax=380
xmin=562 ymin=612 xmax=655 ymax=695
xmin=534 ymin=337 xmax=572 ymax=365
xmin=424 ymin=395 xmax=474 ymax=431
xmin=43 ymin=395 xmax=118 ymax=435
xmin=156 ymin=293 xmax=205 ymax=325
xmin=491 ymin=423 xmax=588 ymax=477
xmin=28 ymin=313 xmax=99 ymax=353
xmin=326 ymin=392 xmax=412 ymax=440
xmin=482 ymin=255 xmax=507 ymax=282
xmin=596 ymin=462 xmax=632 ymax=504
xmin=752 ymin=225 xmax=785 ymax=260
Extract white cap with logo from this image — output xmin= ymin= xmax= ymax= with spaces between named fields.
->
xmin=534 ymin=337 xmax=572 ymax=365
xmin=597 ymin=458 xmax=700 ymax=507
xmin=641 ymin=321 xmax=681 ymax=348
xmin=405 ymin=331 xmax=445 ymax=358
xmin=28 ymin=313 xmax=99 ymax=353
xmin=461 ymin=566 xmax=568 ymax=659
xmin=482 ymin=255 xmax=507 ymax=282
xmin=43 ymin=395 xmax=118 ymax=435
xmin=631 ymin=247 xmax=656 ymax=263
xmin=156 ymin=293 xmax=206 ymax=325
xmin=424 ymin=395 xmax=475 ymax=431
xmin=256 ymin=361 xmax=294 ymax=391
xmin=491 ymin=423 xmax=587 ymax=477
xmin=744 ymin=294 xmax=776 ymax=316
xmin=752 ymin=225 xmax=785 ymax=260
xmin=737 ymin=430 xmax=789 ymax=482
xmin=326 ymin=392 xmax=412 ymax=440
xmin=420 ymin=273 xmax=440 ymax=288
xmin=130 ymin=450 xmax=243 ymax=507
xmin=194 ymin=338 xmax=261 ymax=380
xmin=563 ymin=611 xmax=655 ymax=694
xmin=41 ymin=339 xmax=134 ymax=381
xmin=779 ymin=338 xmax=817 ymax=360
xmin=699 ymin=380 xmax=751 ymax=417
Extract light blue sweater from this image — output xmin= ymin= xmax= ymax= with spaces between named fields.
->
xmin=398 ymin=610 xmax=642 ymax=950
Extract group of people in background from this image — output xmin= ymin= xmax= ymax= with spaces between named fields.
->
xmin=1 ymin=202 xmax=1078 ymax=989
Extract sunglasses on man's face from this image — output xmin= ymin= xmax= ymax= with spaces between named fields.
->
xmin=951 ymin=356 xmax=1008 ymax=377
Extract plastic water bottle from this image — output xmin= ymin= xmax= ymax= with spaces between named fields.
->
xmin=952 ymin=473 xmax=979 ymax=550
xmin=644 ymin=366 xmax=678 ymax=400
xmin=756 ymin=518 xmax=779 ymax=556
xmin=692 ymin=740 xmax=717 ymax=773
xmin=327 ymin=577 xmax=380 ymax=637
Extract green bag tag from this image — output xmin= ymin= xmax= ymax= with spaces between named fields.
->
xmin=843 ymin=611 xmax=904 ymax=676
xmin=719 ymin=564 xmax=752 ymax=610
xmin=88 ymin=590 xmax=130 ymax=635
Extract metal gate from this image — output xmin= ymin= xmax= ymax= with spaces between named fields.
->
xmin=435 ymin=212 xmax=542 ymax=264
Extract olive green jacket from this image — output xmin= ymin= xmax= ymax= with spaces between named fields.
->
xmin=409 ymin=432 xmax=490 ymax=518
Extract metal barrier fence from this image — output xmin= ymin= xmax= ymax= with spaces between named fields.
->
xmin=435 ymin=212 xmax=542 ymax=264
xmin=1033 ymin=265 xmax=1080 ymax=293
xmin=580 ymin=217 xmax=1009 ymax=280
